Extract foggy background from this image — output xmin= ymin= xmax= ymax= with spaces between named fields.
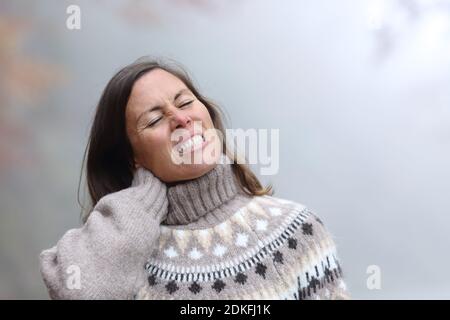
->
xmin=1 ymin=0 xmax=449 ymax=299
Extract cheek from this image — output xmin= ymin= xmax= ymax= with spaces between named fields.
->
xmin=195 ymin=104 xmax=214 ymax=127
xmin=139 ymin=131 xmax=169 ymax=159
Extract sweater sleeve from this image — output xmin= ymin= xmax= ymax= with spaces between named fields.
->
xmin=38 ymin=168 xmax=168 ymax=300
xmin=301 ymin=210 xmax=351 ymax=300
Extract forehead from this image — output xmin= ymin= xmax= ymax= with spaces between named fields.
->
xmin=130 ymin=68 xmax=186 ymax=104
xmin=126 ymin=68 xmax=188 ymax=121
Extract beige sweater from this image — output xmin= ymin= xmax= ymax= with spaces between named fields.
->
xmin=39 ymin=158 xmax=350 ymax=300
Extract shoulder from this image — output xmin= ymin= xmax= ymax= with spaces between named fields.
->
xmin=252 ymin=194 xmax=317 ymax=220
xmin=256 ymin=195 xmax=345 ymax=270
xmin=253 ymin=195 xmax=349 ymax=299
xmin=251 ymin=195 xmax=338 ymax=246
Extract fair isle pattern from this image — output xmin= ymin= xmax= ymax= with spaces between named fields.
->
xmin=144 ymin=206 xmax=309 ymax=282
xmin=136 ymin=195 xmax=346 ymax=300
xmin=278 ymin=240 xmax=346 ymax=300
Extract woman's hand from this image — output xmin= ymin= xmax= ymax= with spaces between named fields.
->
xmin=95 ymin=166 xmax=169 ymax=225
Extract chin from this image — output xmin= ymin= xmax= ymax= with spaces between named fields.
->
xmin=162 ymin=148 xmax=222 ymax=183
xmin=177 ymin=161 xmax=216 ymax=181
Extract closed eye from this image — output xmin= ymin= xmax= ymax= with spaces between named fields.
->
xmin=179 ymin=100 xmax=194 ymax=108
xmin=146 ymin=117 xmax=162 ymax=128
xmin=145 ymin=100 xmax=193 ymax=128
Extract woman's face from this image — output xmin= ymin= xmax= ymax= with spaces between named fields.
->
xmin=125 ymin=68 xmax=221 ymax=183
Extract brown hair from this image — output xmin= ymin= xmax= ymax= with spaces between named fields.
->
xmin=78 ymin=56 xmax=273 ymax=223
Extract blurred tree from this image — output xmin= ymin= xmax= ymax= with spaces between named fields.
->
xmin=0 ymin=15 xmax=65 ymax=171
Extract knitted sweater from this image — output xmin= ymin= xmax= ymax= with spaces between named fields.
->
xmin=39 ymin=157 xmax=350 ymax=300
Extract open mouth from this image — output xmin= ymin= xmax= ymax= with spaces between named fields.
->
xmin=174 ymin=133 xmax=207 ymax=156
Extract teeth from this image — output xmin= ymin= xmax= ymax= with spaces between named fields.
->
xmin=177 ymin=134 xmax=204 ymax=154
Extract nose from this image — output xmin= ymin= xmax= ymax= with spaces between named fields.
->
xmin=169 ymin=107 xmax=191 ymax=130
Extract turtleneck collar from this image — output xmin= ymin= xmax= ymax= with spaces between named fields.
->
xmin=164 ymin=155 xmax=240 ymax=225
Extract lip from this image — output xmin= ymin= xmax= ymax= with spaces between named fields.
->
xmin=173 ymin=127 xmax=199 ymax=145
xmin=175 ymin=134 xmax=210 ymax=155
xmin=172 ymin=127 xmax=203 ymax=147
xmin=172 ymin=128 xmax=209 ymax=154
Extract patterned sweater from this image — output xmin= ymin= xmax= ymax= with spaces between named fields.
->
xmin=39 ymin=157 xmax=350 ymax=300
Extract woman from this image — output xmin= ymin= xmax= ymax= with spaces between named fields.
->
xmin=39 ymin=57 xmax=350 ymax=300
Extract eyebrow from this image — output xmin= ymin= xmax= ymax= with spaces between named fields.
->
xmin=136 ymin=88 xmax=191 ymax=124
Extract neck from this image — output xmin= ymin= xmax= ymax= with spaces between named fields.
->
xmin=164 ymin=155 xmax=240 ymax=225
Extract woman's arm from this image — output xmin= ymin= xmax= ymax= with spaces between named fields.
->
xmin=39 ymin=168 xmax=168 ymax=299
xmin=301 ymin=210 xmax=351 ymax=300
